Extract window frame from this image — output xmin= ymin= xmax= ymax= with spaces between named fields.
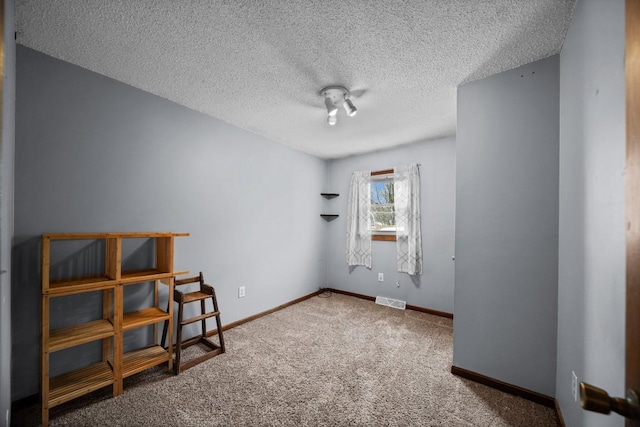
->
xmin=370 ymin=169 xmax=396 ymax=242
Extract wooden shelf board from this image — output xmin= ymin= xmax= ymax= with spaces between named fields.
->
xmin=45 ymin=270 xmax=189 ymax=293
xmin=122 ymin=345 xmax=169 ymax=378
xmin=49 ymin=319 xmax=114 ymax=352
xmin=46 ymin=276 xmax=116 ymax=295
xmin=123 ymin=307 xmax=169 ymax=331
xmin=120 ymin=269 xmax=188 ymax=285
xmin=43 ymin=232 xmax=189 ymax=240
xmin=48 ymin=361 xmax=114 ymax=408
xmin=43 ymin=233 xmax=115 ymax=240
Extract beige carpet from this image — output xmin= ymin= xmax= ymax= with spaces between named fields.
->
xmin=15 ymin=292 xmax=559 ymax=426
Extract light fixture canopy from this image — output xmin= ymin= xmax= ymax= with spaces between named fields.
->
xmin=320 ymin=85 xmax=357 ymax=126
xmin=324 ymin=97 xmax=338 ymax=116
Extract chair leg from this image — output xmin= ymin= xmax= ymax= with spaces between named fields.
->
xmin=160 ymin=299 xmax=171 ymax=349
xmin=211 ymin=289 xmax=225 ymax=353
xmin=200 ymin=298 xmax=207 ymax=339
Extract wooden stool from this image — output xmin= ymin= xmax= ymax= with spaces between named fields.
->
xmin=161 ymin=272 xmax=225 ymax=374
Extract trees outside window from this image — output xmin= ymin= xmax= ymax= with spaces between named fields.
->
xmin=371 ymin=178 xmax=395 ymax=232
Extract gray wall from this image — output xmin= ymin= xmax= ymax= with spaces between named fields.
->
xmin=453 ymin=56 xmax=559 ymax=396
xmin=325 ymin=137 xmax=456 ymax=314
xmin=13 ymin=46 xmax=327 ymax=400
xmin=556 ymin=0 xmax=626 ymax=425
xmin=1 ymin=1 xmax=16 ymax=424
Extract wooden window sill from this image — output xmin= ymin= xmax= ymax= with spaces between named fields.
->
xmin=372 ymin=234 xmax=396 ymax=242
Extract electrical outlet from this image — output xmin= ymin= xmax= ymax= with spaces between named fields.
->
xmin=571 ymin=371 xmax=578 ymax=401
xmin=378 ymin=273 xmax=384 ymax=281
xmin=396 ymin=281 xmax=400 ymax=288
xmin=238 ymin=286 xmax=245 ymax=298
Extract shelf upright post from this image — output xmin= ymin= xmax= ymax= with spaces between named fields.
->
xmin=40 ymin=295 xmax=50 ymax=426
xmin=155 ymin=235 xmax=174 ymax=273
xmin=42 ymin=236 xmax=50 ymax=292
xmin=110 ymin=236 xmax=123 ymax=396
xmin=153 ymin=279 xmax=159 ymax=346
xmin=40 ymin=235 xmax=51 ymax=426
xmin=105 ymin=236 xmax=121 ymax=281
xmin=102 ymin=286 xmax=112 ymax=365
xmin=156 ymin=235 xmax=175 ymax=371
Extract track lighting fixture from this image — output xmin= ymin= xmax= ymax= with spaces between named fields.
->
xmin=343 ymin=98 xmax=357 ymax=117
xmin=320 ymin=86 xmax=357 ymax=126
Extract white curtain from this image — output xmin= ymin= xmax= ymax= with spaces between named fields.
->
xmin=346 ymin=170 xmax=372 ymax=268
xmin=394 ymin=164 xmax=422 ymax=275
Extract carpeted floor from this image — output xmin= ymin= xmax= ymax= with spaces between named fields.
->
xmin=14 ymin=292 xmax=560 ymax=426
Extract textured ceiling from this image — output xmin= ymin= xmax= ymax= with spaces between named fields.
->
xmin=16 ymin=1 xmax=575 ymax=159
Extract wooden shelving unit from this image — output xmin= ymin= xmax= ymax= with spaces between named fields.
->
xmin=40 ymin=232 xmax=188 ymax=427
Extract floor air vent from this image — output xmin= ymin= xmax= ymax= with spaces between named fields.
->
xmin=375 ymin=296 xmax=406 ymax=310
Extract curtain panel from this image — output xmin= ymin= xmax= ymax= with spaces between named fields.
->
xmin=346 ymin=170 xmax=372 ymax=268
xmin=394 ymin=164 xmax=422 ymax=275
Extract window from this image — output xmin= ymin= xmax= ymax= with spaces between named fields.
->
xmin=370 ymin=170 xmax=396 ymax=241
xmin=347 ymin=164 xmax=422 ymax=273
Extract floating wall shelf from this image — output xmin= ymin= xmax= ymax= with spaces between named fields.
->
xmin=320 ymin=193 xmax=339 ymax=199
xmin=320 ymin=193 xmax=339 ymax=221
xmin=320 ymin=214 xmax=339 ymax=221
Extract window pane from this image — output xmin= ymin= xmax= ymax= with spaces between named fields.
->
xmin=371 ymin=178 xmax=395 ymax=232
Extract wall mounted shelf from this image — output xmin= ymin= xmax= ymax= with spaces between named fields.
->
xmin=320 ymin=214 xmax=339 ymax=221
xmin=320 ymin=193 xmax=339 ymax=221
xmin=320 ymin=193 xmax=339 ymax=199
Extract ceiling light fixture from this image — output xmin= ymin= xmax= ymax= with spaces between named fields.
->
xmin=320 ymin=86 xmax=357 ymax=126
xmin=343 ymin=98 xmax=357 ymax=117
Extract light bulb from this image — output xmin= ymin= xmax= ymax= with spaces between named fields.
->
xmin=343 ymin=98 xmax=357 ymax=117
xmin=327 ymin=115 xmax=337 ymax=126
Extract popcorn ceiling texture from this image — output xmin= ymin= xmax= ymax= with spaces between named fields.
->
xmin=16 ymin=1 xmax=575 ymax=159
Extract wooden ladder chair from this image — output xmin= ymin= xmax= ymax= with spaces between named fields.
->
xmin=161 ymin=272 xmax=225 ymax=374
